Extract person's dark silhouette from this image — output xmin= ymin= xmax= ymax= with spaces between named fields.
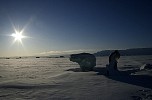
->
xmin=109 ymin=50 xmax=120 ymax=70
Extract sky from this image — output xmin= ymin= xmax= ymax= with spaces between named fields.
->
xmin=0 ymin=0 xmax=152 ymax=57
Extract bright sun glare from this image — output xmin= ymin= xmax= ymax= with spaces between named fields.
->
xmin=11 ymin=27 xmax=27 ymax=45
xmin=12 ymin=32 xmax=24 ymax=42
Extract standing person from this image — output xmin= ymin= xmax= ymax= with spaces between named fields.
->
xmin=106 ymin=50 xmax=120 ymax=76
xmin=109 ymin=50 xmax=120 ymax=70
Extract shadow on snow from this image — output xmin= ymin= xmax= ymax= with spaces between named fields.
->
xmin=66 ymin=67 xmax=152 ymax=89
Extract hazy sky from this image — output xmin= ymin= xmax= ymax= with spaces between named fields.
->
xmin=0 ymin=0 xmax=152 ymax=57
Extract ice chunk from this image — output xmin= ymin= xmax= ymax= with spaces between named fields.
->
xmin=140 ymin=64 xmax=152 ymax=70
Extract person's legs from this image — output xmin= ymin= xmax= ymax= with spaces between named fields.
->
xmin=114 ymin=62 xmax=118 ymax=70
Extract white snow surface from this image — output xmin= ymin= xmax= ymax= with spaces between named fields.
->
xmin=0 ymin=55 xmax=152 ymax=100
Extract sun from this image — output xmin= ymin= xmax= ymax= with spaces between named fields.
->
xmin=11 ymin=31 xmax=25 ymax=42
xmin=11 ymin=28 xmax=27 ymax=45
